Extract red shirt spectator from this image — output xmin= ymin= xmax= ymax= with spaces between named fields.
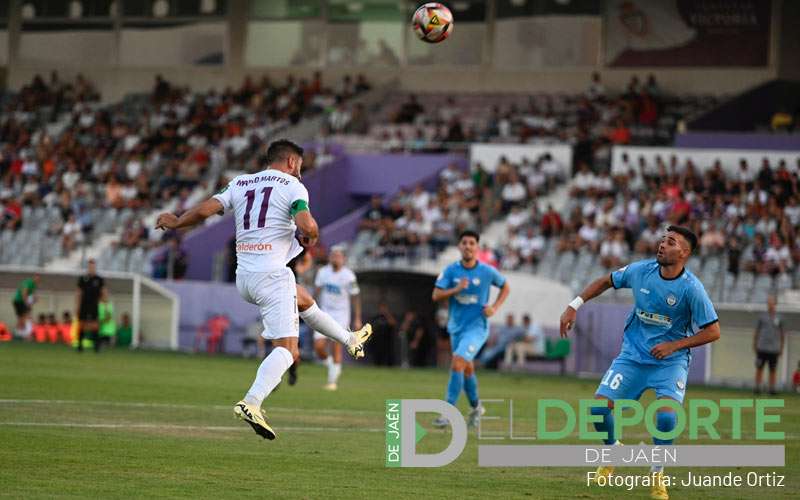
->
xmin=477 ymin=246 xmax=498 ymax=268
xmin=608 ymin=120 xmax=631 ymax=145
xmin=541 ymin=208 xmax=564 ymax=236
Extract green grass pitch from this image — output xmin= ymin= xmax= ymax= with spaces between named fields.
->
xmin=1 ymin=342 xmax=797 ymax=499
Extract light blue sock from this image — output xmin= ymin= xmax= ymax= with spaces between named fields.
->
xmin=591 ymin=405 xmax=616 ymax=445
xmin=463 ymin=374 xmax=479 ymax=407
xmin=446 ymin=370 xmax=464 ymax=406
xmin=651 ymin=411 xmax=677 ymax=473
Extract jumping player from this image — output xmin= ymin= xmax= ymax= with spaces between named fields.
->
xmin=156 ymin=140 xmax=372 ymax=440
xmin=432 ymin=230 xmax=510 ymax=428
xmin=560 ymin=226 xmax=721 ymax=500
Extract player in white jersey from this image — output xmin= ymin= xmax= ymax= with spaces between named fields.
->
xmin=155 ymin=140 xmax=372 ymax=440
xmin=313 ymin=247 xmax=362 ymax=391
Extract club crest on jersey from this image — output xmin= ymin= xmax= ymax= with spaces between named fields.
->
xmin=472 ymin=278 xmax=481 ymax=286
xmin=666 ymin=294 xmax=677 ymax=306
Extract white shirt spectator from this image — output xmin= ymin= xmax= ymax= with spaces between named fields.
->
xmin=62 ymin=219 xmax=82 ymax=239
xmin=126 ymin=158 xmax=143 ymax=180
xmin=527 ymin=169 xmax=546 ymax=193
xmin=600 ymin=239 xmax=627 ymax=260
xmin=328 ymin=108 xmax=351 ymax=132
xmin=765 ymin=245 xmax=792 ymax=268
xmin=501 ymin=182 xmax=527 ymax=203
xmin=525 ymin=321 xmax=546 ymax=356
xmin=747 ymin=190 xmax=769 ymax=206
xmin=541 ymin=157 xmax=561 ymax=179
xmin=593 ymin=173 xmax=614 ymax=192
xmin=407 ymin=217 xmax=432 ymax=237
xmin=62 ymin=170 xmax=81 ymax=191
xmin=573 ymin=171 xmax=597 ymax=191
xmin=785 ymin=202 xmax=800 ymax=226
xmin=21 ymin=160 xmax=39 ymax=176
xmin=410 ymin=190 xmax=430 ymax=212
xmin=506 ymin=209 xmax=528 ymax=230
xmin=639 ymin=226 xmax=662 ymax=246
xmin=578 ymin=224 xmax=599 ymax=243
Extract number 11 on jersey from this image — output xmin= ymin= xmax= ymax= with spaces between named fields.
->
xmin=243 ymin=187 xmax=273 ymax=230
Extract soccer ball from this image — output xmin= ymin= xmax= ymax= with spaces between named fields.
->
xmin=412 ymin=3 xmax=453 ymax=44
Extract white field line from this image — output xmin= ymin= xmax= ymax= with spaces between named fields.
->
xmin=0 ymin=398 xmax=382 ymax=416
xmin=0 ymin=421 xmax=383 ymax=433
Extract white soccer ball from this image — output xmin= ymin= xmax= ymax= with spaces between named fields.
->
xmin=412 ymin=3 xmax=454 ymax=44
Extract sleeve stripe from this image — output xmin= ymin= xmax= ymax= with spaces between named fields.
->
xmin=609 ymin=273 xmax=618 ymax=289
xmin=290 ymin=199 xmax=309 ymax=216
xmin=699 ymin=319 xmax=719 ymax=330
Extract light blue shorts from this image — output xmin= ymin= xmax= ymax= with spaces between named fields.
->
xmin=595 ymin=357 xmax=689 ymax=403
xmin=450 ymin=327 xmax=490 ymax=362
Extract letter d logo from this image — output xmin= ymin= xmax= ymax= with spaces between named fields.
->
xmin=385 ymin=399 xmax=467 ymax=467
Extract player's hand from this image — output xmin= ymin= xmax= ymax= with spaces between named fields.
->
xmin=560 ymin=307 xmax=577 ymax=338
xmin=457 ymin=278 xmax=469 ymax=291
xmin=651 ymin=341 xmax=678 ymax=359
xmin=299 ymin=235 xmax=317 ymax=248
xmin=155 ymin=213 xmax=179 ymax=230
xmin=483 ymin=305 xmax=496 ymax=318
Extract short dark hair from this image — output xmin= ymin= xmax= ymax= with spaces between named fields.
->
xmin=459 ymin=229 xmax=480 ymax=243
xmin=264 ymin=139 xmax=304 ymax=166
xmin=666 ymin=225 xmax=697 ymax=252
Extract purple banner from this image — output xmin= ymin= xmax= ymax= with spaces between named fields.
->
xmin=676 ymin=132 xmax=800 ymax=151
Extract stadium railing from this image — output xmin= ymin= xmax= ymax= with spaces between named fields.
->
xmin=0 ymin=266 xmax=179 ymax=350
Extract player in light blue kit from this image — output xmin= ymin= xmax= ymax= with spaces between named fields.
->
xmin=560 ymin=226 xmax=721 ymax=500
xmin=432 ymin=230 xmax=510 ymax=428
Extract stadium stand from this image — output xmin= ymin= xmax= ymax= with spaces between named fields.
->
xmin=0 ymin=72 xmax=373 ymax=271
xmin=327 ymin=74 xmax=723 ymax=154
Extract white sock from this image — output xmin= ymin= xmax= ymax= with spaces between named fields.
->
xmin=244 ymin=346 xmax=293 ymax=408
xmin=326 ymin=357 xmax=336 ymax=384
xmin=300 ymin=303 xmax=352 ymax=345
xmin=332 ymin=363 xmax=342 ymax=384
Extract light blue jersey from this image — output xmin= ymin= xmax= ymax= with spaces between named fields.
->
xmin=435 ymin=261 xmax=507 ymax=335
xmin=610 ymin=259 xmax=718 ymax=367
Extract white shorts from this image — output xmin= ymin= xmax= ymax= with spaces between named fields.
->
xmin=313 ymin=309 xmax=350 ymax=341
xmin=236 ymin=267 xmax=298 ymax=340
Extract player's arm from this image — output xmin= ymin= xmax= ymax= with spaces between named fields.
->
xmin=432 ymin=278 xmax=468 ymax=302
xmin=559 ymin=274 xmax=614 ymax=337
xmin=484 ymin=281 xmax=510 ymax=318
xmin=294 ymin=210 xmax=319 ymax=246
xmin=652 ymin=283 xmax=721 ymax=359
xmin=155 ymin=198 xmax=224 ymax=231
xmin=651 ymin=321 xmax=721 ymax=359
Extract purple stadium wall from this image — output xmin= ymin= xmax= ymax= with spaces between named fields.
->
xmin=160 ymin=279 xmax=706 ymax=384
xmin=675 ymin=132 xmax=800 ymax=151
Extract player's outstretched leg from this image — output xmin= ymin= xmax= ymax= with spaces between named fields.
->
xmin=315 ymin=337 xmax=337 ymax=391
xmin=434 ymin=355 xmax=468 ymax=428
xmin=649 ymin=403 xmax=677 ymax=500
xmin=591 ymin=397 xmax=620 ymax=482
xmin=234 ymin=338 xmax=297 ymax=440
xmin=463 ymin=361 xmax=485 ymax=428
xmin=297 ymin=287 xmax=372 ymax=358
xmin=288 ymin=361 xmax=298 ymax=386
